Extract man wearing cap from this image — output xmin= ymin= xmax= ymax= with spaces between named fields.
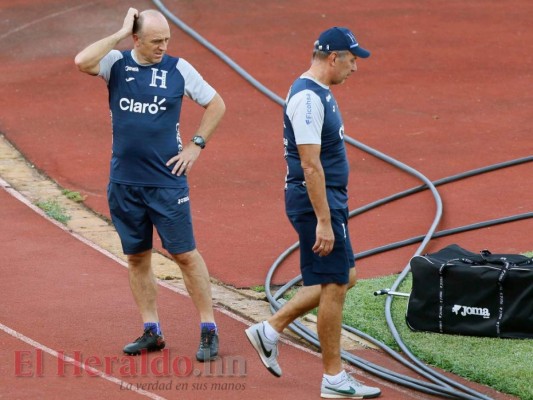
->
xmin=245 ymin=27 xmax=381 ymax=399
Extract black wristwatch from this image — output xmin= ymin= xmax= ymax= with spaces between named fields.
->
xmin=191 ymin=135 xmax=206 ymax=149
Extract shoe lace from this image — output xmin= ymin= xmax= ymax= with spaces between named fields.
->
xmin=135 ymin=328 xmax=154 ymax=343
xmin=346 ymin=374 xmax=364 ymax=387
xmin=199 ymin=329 xmax=215 ymax=348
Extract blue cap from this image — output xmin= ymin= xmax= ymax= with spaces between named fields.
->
xmin=315 ymin=27 xmax=370 ymax=58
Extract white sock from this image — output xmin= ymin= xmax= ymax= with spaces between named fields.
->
xmin=262 ymin=321 xmax=280 ymax=342
xmin=324 ymin=370 xmax=346 ymax=385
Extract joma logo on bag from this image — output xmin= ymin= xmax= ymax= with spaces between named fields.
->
xmin=451 ymin=304 xmax=491 ymax=319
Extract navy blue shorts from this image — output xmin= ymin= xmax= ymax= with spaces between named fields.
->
xmin=107 ymin=183 xmax=196 ymax=255
xmin=288 ymin=208 xmax=355 ymax=286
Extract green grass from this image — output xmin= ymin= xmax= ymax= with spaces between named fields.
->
xmin=35 ymin=200 xmax=70 ymax=224
xmin=250 ymin=285 xmax=265 ymax=293
xmin=342 ymin=274 xmax=533 ymax=400
xmin=61 ymin=189 xmax=85 ymax=203
xmin=35 ymin=189 xmax=85 ymax=224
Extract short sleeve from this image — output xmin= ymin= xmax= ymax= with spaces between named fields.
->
xmin=286 ymin=90 xmax=324 ymax=144
xmin=176 ymin=58 xmax=217 ymax=106
xmin=98 ymin=50 xmax=123 ymax=83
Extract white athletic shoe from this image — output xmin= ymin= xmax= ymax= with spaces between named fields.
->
xmin=321 ymin=371 xmax=381 ymax=399
xmin=245 ymin=322 xmax=282 ymax=377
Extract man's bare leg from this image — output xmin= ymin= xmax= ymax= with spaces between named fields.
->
xmin=317 ymin=282 xmax=348 ymax=375
xmin=127 ymin=249 xmax=159 ymax=323
xmin=268 ymin=268 xmax=356 ymax=333
xmin=171 ymin=249 xmax=215 ymax=322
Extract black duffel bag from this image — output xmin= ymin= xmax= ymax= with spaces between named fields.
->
xmin=406 ymin=244 xmax=533 ymax=338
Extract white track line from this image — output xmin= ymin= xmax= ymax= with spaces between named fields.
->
xmin=0 ymin=179 xmax=169 ymax=397
xmin=0 ymin=3 xmax=93 ymax=41
xmin=0 ymin=322 xmax=166 ymax=400
xmin=0 ymin=178 xmax=127 ymax=266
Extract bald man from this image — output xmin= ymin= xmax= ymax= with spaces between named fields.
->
xmin=75 ymin=8 xmax=225 ymax=362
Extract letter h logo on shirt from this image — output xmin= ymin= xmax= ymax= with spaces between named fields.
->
xmin=150 ymin=68 xmax=168 ymax=89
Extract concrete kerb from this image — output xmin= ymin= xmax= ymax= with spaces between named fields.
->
xmin=0 ymin=133 xmax=375 ymax=352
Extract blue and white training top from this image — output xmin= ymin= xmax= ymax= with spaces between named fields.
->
xmin=98 ymin=50 xmax=216 ymax=187
xmin=283 ymin=76 xmax=349 ymax=215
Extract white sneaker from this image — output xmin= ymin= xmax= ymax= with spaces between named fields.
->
xmin=321 ymin=371 xmax=381 ymax=399
xmin=245 ymin=322 xmax=282 ymax=377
